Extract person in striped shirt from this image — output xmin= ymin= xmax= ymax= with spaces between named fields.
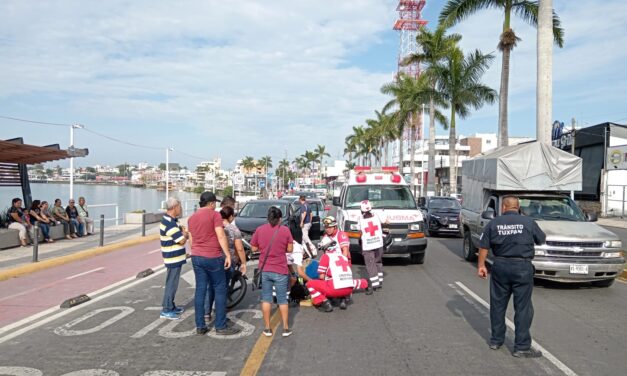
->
xmin=160 ymin=197 xmax=189 ymax=320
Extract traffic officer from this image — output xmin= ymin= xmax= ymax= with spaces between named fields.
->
xmin=477 ymin=196 xmax=546 ymax=358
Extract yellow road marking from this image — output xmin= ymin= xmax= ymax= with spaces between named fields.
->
xmin=240 ymin=310 xmax=282 ymax=376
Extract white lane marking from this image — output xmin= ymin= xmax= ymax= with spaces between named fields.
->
xmin=454 ymin=281 xmax=578 ymax=376
xmin=54 ymin=307 xmax=135 ymax=336
xmin=66 ymin=267 xmax=105 ymax=280
xmin=181 ymin=270 xmax=195 ymax=287
xmin=144 ymin=372 xmax=226 ymax=376
xmin=0 ymin=367 xmax=43 ymax=375
xmin=0 ymin=265 xmax=165 ymax=344
xmin=147 ymin=248 xmax=162 ymax=254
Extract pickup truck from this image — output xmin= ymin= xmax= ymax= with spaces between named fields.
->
xmin=461 ymin=192 xmax=624 ymax=286
xmin=460 ymin=142 xmax=625 ymax=287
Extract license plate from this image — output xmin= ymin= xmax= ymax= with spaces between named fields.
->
xmin=394 ymin=238 xmax=402 ymax=242
xmin=448 ymin=224 xmax=458 ymax=229
xmin=569 ymin=265 xmax=589 ymax=274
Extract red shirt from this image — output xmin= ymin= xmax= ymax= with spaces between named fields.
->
xmin=251 ymin=223 xmax=294 ymax=275
xmin=188 ymin=208 xmax=223 ymax=258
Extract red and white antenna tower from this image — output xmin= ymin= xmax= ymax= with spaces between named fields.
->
xmin=393 ymin=1 xmax=428 ymax=147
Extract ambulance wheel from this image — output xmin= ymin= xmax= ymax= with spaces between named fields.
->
xmin=463 ymin=231 xmax=478 ymax=262
xmin=410 ymin=253 xmax=424 ymax=264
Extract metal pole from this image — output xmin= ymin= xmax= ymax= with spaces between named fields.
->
xmin=32 ymin=222 xmax=39 ymax=262
xmin=165 ymin=147 xmax=170 ymax=205
xmin=115 ymin=205 xmax=119 ymax=226
xmin=141 ymin=213 xmax=146 ymax=237
xmin=194 ymin=204 xmax=197 ymax=213
xmin=99 ymin=214 xmax=105 ymax=247
xmin=604 ymin=127 xmax=609 ymax=217
xmin=70 ymin=125 xmax=75 ymax=200
xmin=536 ymin=0 xmax=553 ymax=145
xmin=570 ymin=118 xmax=576 ymax=200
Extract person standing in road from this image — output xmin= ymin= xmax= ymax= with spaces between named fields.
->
xmin=251 ymin=206 xmax=294 ymax=337
xmin=77 ymin=197 xmax=94 ymax=235
xmin=478 ymin=196 xmax=546 ymax=358
xmin=159 ymin=197 xmax=189 ymax=320
xmin=358 ymin=200 xmax=387 ymax=292
xmin=188 ymin=192 xmax=240 ymax=336
xmin=298 ymin=195 xmax=316 ymax=257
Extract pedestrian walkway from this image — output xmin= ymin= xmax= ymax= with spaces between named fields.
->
xmin=598 ymin=217 xmax=627 ymax=229
xmin=0 ymin=216 xmax=189 ymax=274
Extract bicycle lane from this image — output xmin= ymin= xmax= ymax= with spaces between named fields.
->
xmin=0 ymin=240 xmax=162 ymax=329
xmin=0 ymin=260 xmax=265 ymax=375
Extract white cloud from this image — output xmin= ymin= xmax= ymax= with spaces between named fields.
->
xmin=0 ymin=0 xmax=399 ymax=166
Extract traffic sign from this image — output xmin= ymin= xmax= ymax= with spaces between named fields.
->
xmin=289 ymin=181 xmax=295 ymax=189
xmin=259 ymin=180 xmax=266 ymax=188
xmin=233 ymin=174 xmax=245 ymax=185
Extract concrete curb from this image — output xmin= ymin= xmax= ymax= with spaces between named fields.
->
xmin=0 ymin=234 xmax=160 ymax=282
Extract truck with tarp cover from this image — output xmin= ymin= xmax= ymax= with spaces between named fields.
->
xmin=460 ymin=142 xmax=625 ymax=286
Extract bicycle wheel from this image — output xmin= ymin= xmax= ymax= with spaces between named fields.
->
xmin=227 ymin=271 xmax=248 ymax=309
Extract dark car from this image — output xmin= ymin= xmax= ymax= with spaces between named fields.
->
xmin=234 ymin=199 xmax=321 ymax=246
xmin=418 ymin=196 xmax=462 ymax=237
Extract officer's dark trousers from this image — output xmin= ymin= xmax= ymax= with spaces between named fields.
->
xmin=489 ymin=259 xmax=534 ymax=351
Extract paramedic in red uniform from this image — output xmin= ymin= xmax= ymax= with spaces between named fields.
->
xmin=359 ymin=200 xmax=387 ymax=291
xmin=306 ymin=216 xmax=369 ymax=312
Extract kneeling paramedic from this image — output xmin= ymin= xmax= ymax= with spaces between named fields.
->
xmin=478 ymin=196 xmax=546 ymax=358
xmin=306 ymin=216 xmax=368 ymax=312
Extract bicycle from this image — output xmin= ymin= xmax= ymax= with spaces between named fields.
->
xmin=226 ymin=263 xmax=248 ymax=309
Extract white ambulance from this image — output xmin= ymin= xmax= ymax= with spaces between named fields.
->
xmin=332 ymin=167 xmax=427 ymax=264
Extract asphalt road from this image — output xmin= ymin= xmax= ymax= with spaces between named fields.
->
xmin=1 ymin=232 xmax=626 ymax=375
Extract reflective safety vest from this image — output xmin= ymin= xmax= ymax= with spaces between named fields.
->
xmin=321 ymin=231 xmax=342 ymax=254
xmin=359 ymin=215 xmax=384 ymax=251
xmin=326 ymin=253 xmax=354 ymax=289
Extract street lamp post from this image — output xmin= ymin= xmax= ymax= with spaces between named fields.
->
xmin=165 ymin=147 xmax=173 ymax=205
xmin=537 ymin=0 xmax=553 ymax=145
xmin=69 ymin=124 xmax=83 ymax=200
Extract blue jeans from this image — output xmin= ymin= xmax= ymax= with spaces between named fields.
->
xmin=39 ymin=223 xmax=51 ymax=240
xmin=162 ymin=265 xmax=182 ymax=312
xmin=192 ymin=255 xmax=227 ymax=330
xmin=261 ymin=272 xmax=289 ymax=305
xmin=69 ymin=218 xmax=84 ymax=237
xmin=205 ymin=266 xmax=233 ymax=316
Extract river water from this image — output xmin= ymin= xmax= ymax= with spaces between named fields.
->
xmin=0 ymin=183 xmax=200 ymax=225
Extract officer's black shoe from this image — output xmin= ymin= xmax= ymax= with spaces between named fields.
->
xmin=339 ymin=298 xmax=347 ymax=310
xmin=365 ymin=287 xmax=374 ymax=295
xmin=318 ymin=300 xmax=333 ymax=312
xmin=512 ymin=349 xmax=543 ymax=358
xmin=488 ymin=343 xmax=502 ymax=350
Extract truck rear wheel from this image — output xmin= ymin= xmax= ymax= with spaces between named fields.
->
xmin=463 ymin=231 xmax=477 ymax=262
xmin=592 ymin=279 xmax=615 ymax=288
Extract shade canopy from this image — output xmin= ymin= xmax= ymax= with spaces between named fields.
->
xmin=0 ymin=138 xmax=69 ymax=164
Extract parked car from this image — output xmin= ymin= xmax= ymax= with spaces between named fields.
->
xmin=418 ymin=196 xmax=462 ymax=237
xmin=234 ymin=199 xmax=321 ymax=246
xmin=290 ymin=198 xmax=326 ymax=235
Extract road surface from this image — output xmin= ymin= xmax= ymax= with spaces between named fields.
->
xmin=1 ymin=235 xmax=626 ymax=375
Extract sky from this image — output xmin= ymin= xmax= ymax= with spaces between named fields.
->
xmin=1 ymin=0 xmax=626 ymax=169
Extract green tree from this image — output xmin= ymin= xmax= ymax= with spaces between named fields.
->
xmin=158 ymin=163 xmax=166 ymax=171
xmin=440 ymin=0 xmax=564 ymax=147
xmin=85 ymin=167 xmax=96 ymax=173
xmin=314 ymin=144 xmax=331 ymax=182
xmin=382 ymin=73 xmax=447 ymax=191
xmin=432 ymin=47 xmax=497 ymax=194
xmin=241 ymin=156 xmax=256 ymax=175
xmin=403 ymin=23 xmax=460 ymax=194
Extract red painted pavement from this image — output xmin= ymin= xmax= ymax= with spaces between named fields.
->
xmin=0 ymin=240 xmax=165 ymax=328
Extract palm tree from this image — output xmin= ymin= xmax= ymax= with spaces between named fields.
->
xmin=303 ymin=151 xmax=318 ymax=176
xmin=343 ymin=140 xmax=357 ymax=164
xmin=382 ymin=74 xmax=447 ymax=193
xmin=259 ymin=155 xmax=273 ymax=172
xmin=277 ymin=158 xmax=291 ymax=191
xmin=440 ymin=0 xmax=564 ymax=147
xmin=314 ymin=144 xmax=331 ymax=183
xmin=433 ymin=47 xmax=497 ymax=194
xmin=403 ymin=24 xmax=460 ymax=195
xmin=241 ymin=156 xmax=255 ymax=176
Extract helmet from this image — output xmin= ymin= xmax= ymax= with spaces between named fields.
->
xmin=360 ymin=200 xmax=372 ymax=213
xmin=322 ymin=216 xmax=338 ymax=228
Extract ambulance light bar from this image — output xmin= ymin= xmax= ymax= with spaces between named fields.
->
xmin=353 ymin=166 xmax=399 ymax=173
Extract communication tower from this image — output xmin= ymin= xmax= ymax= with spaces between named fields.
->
xmin=393 ymin=1 xmax=428 ymax=150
